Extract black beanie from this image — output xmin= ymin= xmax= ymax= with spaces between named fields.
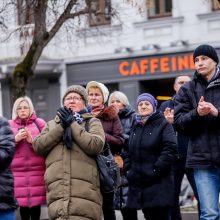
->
xmin=193 ymin=44 xmax=219 ymax=64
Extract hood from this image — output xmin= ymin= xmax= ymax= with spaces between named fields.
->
xmin=14 ymin=112 xmax=37 ymax=126
xmin=119 ymin=105 xmax=135 ymax=118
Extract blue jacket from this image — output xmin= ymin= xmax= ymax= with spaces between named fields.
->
xmin=174 ymin=67 xmax=220 ymax=168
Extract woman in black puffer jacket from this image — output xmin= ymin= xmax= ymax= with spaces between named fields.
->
xmin=108 ymin=91 xmax=137 ymax=220
xmin=0 ymin=116 xmax=18 ymax=220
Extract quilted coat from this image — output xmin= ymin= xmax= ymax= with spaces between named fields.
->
xmin=0 ymin=116 xmax=18 ymax=212
xmin=9 ymin=112 xmax=46 ymax=207
xmin=33 ymin=114 xmax=105 ymax=220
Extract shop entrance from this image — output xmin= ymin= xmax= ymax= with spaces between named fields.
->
xmin=140 ymin=77 xmax=175 ymax=108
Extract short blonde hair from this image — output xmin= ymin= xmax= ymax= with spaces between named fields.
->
xmin=12 ymin=96 xmax=34 ymax=120
xmin=108 ymin=91 xmax=129 ymax=106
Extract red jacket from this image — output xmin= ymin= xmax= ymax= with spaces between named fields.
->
xmin=9 ymin=112 xmax=46 ymax=207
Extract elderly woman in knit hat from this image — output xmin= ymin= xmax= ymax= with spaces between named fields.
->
xmin=124 ymin=93 xmax=177 ymax=220
xmin=86 ymin=81 xmax=124 ymax=220
xmin=108 ymin=91 xmax=138 ymax=220
xmin=33 ymin=85 xmax=105 ymax=220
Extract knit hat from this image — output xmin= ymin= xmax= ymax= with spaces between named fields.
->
xmin=62 ymin=85 xmax=88 ymax=106
xmin=136 ymin=93 xmax=158 ymax=111
xmin=193 ymin=44 xmax=219 ymax=64
xmin=86 ymin=81 xmax=109 ymax=103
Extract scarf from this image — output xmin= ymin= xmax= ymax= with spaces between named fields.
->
xmin=91 ymin=104 xmax=105 ymax=117
xmin=63 ymin=108 xmax=89 ymax=149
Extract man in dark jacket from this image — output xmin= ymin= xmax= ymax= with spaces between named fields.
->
xmin=0 ymin=116 xmax=18 ymax=219
xmin=174 ymin=44 xmax=220 ymax=220
xmin=160 ymin=75 xmax=200 ymax=220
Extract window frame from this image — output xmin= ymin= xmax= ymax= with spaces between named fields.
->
xmin=212 ymin=0 xmax=220 ymax=11
xmin=148 ymin=0 xmax=172 ymax=19
xmin=89 ymin=0 xmax=111 ymax=27
xmin=17 ymin=0 xmax=34 ymax=26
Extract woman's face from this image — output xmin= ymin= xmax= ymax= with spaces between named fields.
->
xmin=88 ymin=87 xmax=104 ymax=108
xmin=63 ymin=92 xmax=85 ymax=112
xmin=17 ymin=100 xmax=30 ymax=119
xmin=137 ymin=100 xmax=154 ymax=116
xmin=109 ymin=96 xmax=125 ymax=110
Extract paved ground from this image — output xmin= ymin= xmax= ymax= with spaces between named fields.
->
xmin=16 ymin=206 xmax=198 ymax=220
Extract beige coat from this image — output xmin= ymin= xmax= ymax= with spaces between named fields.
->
xmin=33 ymin=114 xmax=105 ymax=220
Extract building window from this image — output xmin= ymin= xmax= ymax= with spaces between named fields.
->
xmin=148 ymin=0 xmax=172 ymax=18
xmin=212 ymin=0 xmax=220 ymax=11
xmin=17 ymin=0 xmax=34 ymax=25
xmin=89 ymin=0 xmax=111 ymax=26
xmin=17 ymin=0 xmax=34 ymax=55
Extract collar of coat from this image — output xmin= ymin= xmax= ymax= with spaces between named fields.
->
xmin=97 ymin=105 xmax=119 ymax=121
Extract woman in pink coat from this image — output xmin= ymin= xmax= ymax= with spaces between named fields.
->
xmin=9 ymin=96 xmax=46 ymax=220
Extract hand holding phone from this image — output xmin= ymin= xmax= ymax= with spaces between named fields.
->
xmin=15 ymin=127 xmax=28 ymax=143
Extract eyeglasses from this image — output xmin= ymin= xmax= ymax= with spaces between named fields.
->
xmin=65 ymin=96 xmax=82 ymax=102
xmin=17 ymin=106 xmax=30 ymax=111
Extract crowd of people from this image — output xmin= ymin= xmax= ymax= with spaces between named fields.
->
xmin=0 ymin=44 xmax=219 ymax=220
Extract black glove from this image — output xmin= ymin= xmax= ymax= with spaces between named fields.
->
xmin=57 ymin=107 xmax=74 ymax=129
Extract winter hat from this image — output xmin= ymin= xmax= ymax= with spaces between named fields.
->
xmin=86 ymin=81 xmax=109 ymax=103
xmin=193 ymin=44 xmax=219 ymax=64
xmin=136 ymin=93 xmax=158 ymax=111
xmin=62 ymin=85 xmax=88 ymax=106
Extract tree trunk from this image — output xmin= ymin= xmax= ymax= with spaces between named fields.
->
xmin=11 ymin=39 xmax=44 ymax=102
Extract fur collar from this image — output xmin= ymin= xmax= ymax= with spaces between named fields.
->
xmin=98 ymin=105 xmax=119 ymax=121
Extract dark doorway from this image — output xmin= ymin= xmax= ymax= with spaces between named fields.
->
xmin=139 ymin=78 xmax=175 ymax=107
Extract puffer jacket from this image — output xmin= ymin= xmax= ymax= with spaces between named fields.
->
xmin=33 ymin=113 xmax=105 ymax=220
xmin=174 ymin=67 xmax=220 ymax=168
xmin=118 ymin=105 xmax=136 ymax=143
xmin=114 ymin=105 xmax=136 ymax=210
xmin=0 ymin=116 xmax=18 ymax=212
xmin=9 ymin=112 xmax=46 ymax=207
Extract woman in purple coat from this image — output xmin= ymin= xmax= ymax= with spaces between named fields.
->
xmin=9 ymin=96 xmax=46 ymax=220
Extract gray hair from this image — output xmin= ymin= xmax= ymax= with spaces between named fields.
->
xmin=12 ymin=96 xmax=34 ymax=120
xmin=108 ymin=91 xmax=129 ymax=106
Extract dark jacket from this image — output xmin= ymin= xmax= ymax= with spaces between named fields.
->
xmin=160 ymin=98 xmax=189 ymax=158
xmin=118 ymin=105 xmax=137 ymax=146
xmin=114 ymin=105 xmax=136 ymax=210
xmin=0 ymin=116 xmax=18 ymax=212
xmin=97 ymin=105 xmax=124 ymax=154
xmin=174 ymin=67 xmax=220 ymax=168
xmin=125 ymin=111 xmax=177 ymax=209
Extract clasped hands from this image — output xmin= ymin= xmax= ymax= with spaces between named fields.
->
xmin=57 ymin=107 xmax=75 ymax=129
xmin=197 ymin=96 xmax=218 ymax=117
xmin=15 ymin=127 xmax=33 ymax=143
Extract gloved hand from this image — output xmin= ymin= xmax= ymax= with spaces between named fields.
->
xmin=57 ymin=107 xmax=74 ymax=129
